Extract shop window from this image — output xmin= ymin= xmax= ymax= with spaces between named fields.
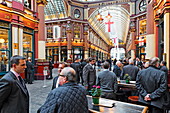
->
xmin=74 ymin=26 xmax=80 ymax=39
xmin=61 ymin=26 xmax=66 ymax=38
xmin=47 ymin=26 xmax=53 ymax=39
xmin=0 ymin=28 xmax=9 ymax=72
xmin=23 ymin=33 xmax=32 ymax=52
xmin=24 ymin=0 xmax=31 ymax=9
xmin=139 ymin=19 xmax=146 ymax=35
xmin=53 ymin=26 xmax=60 ymax=39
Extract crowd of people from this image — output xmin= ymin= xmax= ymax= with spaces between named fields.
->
xmin=0 ymin=55 xmax=169 ymax=113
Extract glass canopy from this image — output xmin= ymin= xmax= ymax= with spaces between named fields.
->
xmin=44 ymin=0 xmax=130 ymax=44
xmin=45 ymin=0 xmax=67 ymax=19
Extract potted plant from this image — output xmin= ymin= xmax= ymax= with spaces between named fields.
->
xmin=123 ymin=74 xmax=131 ymax=84
xmin=90 ymin=85 xmax=101 ymax=104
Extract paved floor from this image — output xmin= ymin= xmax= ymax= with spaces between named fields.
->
xmin=27 ymin=68 xmax=58 ymax=113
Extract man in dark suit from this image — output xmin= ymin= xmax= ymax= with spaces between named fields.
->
xmin=0 ymin=55 xmax=29 ymax=113
xmin=83 ymin=57 xmax=96 ymax=91
xmin=120 ymin=59 xmax=139 ymax=81
xmin=26 ymin=57 xmax=34 ymax=84
xmin=96 ymin=61 xmax=117 ymax=99
xmin=113 ymin=61 xmax=122 ymax=77
xmin=48 ymin=58 xmax=53 ymax=79
xmin=136 ymin=57 xmax=168 ymax=113
xmin=51 ymin=62 xmax=67 ymax=90
xmin=160 ymin=61 xmax=168 ymax=77
xmin=70 ymin=58 xmax=82 ymax=83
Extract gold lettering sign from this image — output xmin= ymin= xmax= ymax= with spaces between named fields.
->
xmin=0 ymin=22 xmax=9 ymax=28
xmin=23 ymin=28 xmax=33 ymax=33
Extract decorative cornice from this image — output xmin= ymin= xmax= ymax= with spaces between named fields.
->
xmin=37 ymin=0 xmax=48 ymax=5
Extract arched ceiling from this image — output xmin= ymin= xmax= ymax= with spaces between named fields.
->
xmin=45 ymin=0 xmax=68 ymax=20
xmin=44 ymin=0 xmax=130 ymax=44
xmin=88 ymin=5 xmax=130 ymax=43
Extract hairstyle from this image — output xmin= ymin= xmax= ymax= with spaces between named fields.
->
xmin=103 ymin=61 xmax=110 ymax=69
xmin=129 ymin=59 xmax=134 ymax=64
xmin=59 ymin=62 xmax=67 ymax=67
xmin=161 ymin=61 xmax=167 ymax=66
xmin=61 ymin=67 xmax=76 ymax=82
xmin=88 ymin=57 xmax=96 ymax=62
xmin=149 ymin=57 xmax=160 ymax=66
xmin=116 ymin=61 xmax=121 ymax=65
xmin=10 ymin=55 xmax=25 ymax=67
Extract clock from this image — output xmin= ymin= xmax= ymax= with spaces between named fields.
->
xmin=139 ymin=0 xmax=147 ymax=12
xmin=74 ymin=9 xmax=81 ymax=19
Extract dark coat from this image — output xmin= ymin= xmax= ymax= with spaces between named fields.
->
xmin=136 ymin=67 xmax=167 ymax=109
xmin=26 ymin=61 xmax=34 ymax=74
xmin=113 ymin=65 xmax=122 ymax=77
xmin=96 ymin=70 xmax=118 ymax=93
xmin=120 ymin=64 xmax=139 ymax=81
xmin=0 ymin=71 xmax=29 ymax=113
xmin=70 ymin=62 xmax=81 ymax=83
xmin=38 ymin=82 xmax=88 ymax=113
xmin=51 ymin=76 xmax=59 ymax=90
xmin=83 ymin=63 xmax=96 ymax=90
xmin=160 ymin=66 xmax=168 ymax=76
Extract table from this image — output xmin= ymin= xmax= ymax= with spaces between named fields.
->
xmin=87 ymin=96 xmax=148 ymax=113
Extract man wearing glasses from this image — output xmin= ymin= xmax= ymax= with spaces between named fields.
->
xmin=38 ymin=67 xmax=88 ymax=113
xmin=51 ymin=62 xmax=67 ymax=90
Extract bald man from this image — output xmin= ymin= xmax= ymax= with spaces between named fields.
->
xmin=38 ymin=67 xmax=88 ymax=113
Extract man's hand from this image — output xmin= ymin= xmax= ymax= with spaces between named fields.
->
xmin=144 ymin=94 xmax=151 ymax=101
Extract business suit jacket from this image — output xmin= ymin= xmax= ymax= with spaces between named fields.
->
xmin=136 ymin=67 xmax=167 ymax=109
xmin=0 ymin=71 xmax=29 ymax=113
xmin=83 ymin=63 xmax=96 ymax=90
xmin=51 ymin=76 xmax=59 ymax=90
xmin=120 ymin=64 xmax=139 ymax=81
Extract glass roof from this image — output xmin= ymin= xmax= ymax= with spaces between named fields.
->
xmin=44 ymin=0 xmax=130 ymax=44
xmin=45 ymin=0 xmax=67 ymax=19
xmin=88 ymin=5 xmax=130 ymax=43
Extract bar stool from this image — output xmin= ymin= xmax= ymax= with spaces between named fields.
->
xmin=128 ymin=96 xmax=139 ymax=104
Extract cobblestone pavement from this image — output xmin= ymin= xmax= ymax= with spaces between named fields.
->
xmin=27 ymin=68 xmax=58 ymax=113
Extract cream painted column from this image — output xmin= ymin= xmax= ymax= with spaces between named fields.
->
xmin=164 ymin=12 xmax=170 ymax=68
xmin=19 ymin=27 xmax=23 ymax=56
xmin=12 ymin=26 xmax=19 ymax=55
xmin=145 ymin=0 xmax=155 ymax=59
xmin=145 ymin=34 xmax=155 ymax=59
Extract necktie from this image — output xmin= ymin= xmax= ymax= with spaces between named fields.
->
xmin=18 ymin=76 xmax=25 ymax=88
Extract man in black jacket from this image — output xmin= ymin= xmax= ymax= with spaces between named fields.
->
xmin=38 ymin=67 xmax=88 ymax=113
xmin=26 ymin=57 xmax=34 ymax=84
xmin=136 ymin=57 xmax=167 ymax=113
xmin=113 ymin=61 xmax=122 ymax=78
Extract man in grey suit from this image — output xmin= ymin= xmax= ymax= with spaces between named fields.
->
xmin=96 ymin=61 xmax=117 ymax=99
xmin=121 ymin=59 xmax=139 ymax=81
xmin=0 ymin=55 xmax=29 ymax=113
xmin=83 ymin=57 xmax=96 ymax=91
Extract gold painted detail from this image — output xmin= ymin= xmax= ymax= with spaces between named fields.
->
xmin=23 ymin=28 xmax=33 ymax=33
xmin=37 ymin=0 xmax=48 ymax=5
xmin=0 ymin=21 xmax=9 ymax=27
